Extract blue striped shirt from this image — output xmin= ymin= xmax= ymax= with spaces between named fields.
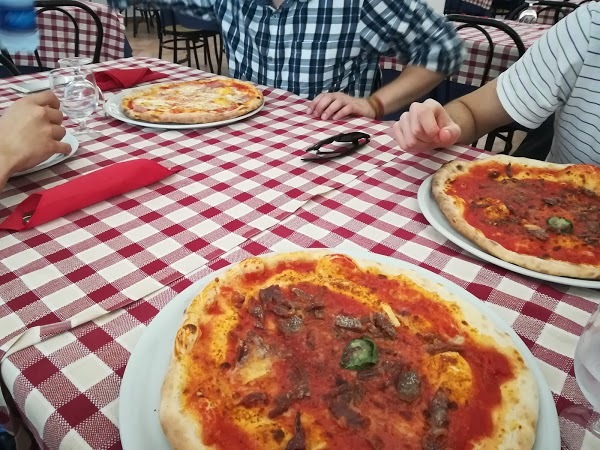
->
xmin=116 ymin=0 xmax=464 ymax=99
xmin=497 ymin=3 xmax=600 ymax=165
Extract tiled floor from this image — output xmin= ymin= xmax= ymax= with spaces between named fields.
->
xmin=124 ymin=18 xmax=525 ymax=153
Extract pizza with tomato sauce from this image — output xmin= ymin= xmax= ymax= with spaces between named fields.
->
xmin=120 ymin=78 xmax=263 ymax=124
xmin=432 ymin=155 xmax=600 ymax=279
xmin=160 ymin=251 xmax=538 ymax=450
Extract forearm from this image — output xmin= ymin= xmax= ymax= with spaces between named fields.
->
xmin=371 ymin=66 xmax=445 ymax=116
xmin=444 ymin=79 xmax=514 ymax=144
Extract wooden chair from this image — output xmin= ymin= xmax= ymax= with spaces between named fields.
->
xmin=0 ymin=51 xmax=21 ymax=77
xmin=445 ymin=14 xmax=527 ymax=154
xmin=157 ymin=9 xmax=224 ymax=74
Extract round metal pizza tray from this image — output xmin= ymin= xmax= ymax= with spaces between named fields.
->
xmin=418 ymin=175 xmax=600 ymax=289
xmin=104 ymin=90 xmax=265 ymax=130
xmin=119 ymin=249 xmax=559 ymax=450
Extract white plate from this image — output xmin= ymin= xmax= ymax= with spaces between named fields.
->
xmin=10 ymin=133 xmax=79 ymax=177
xmin=119 ymin=249 xmax=560 ymax=450
xmin=418 ymin=175 xmax=600 ymax=289
xmin=104 ymin=90 xmax=265 ymax=130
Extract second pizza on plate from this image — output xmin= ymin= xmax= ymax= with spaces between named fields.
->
xmin=431 ymin=155 xmax=600 ymax=279
xmin=120 ymin=77 xmax=264 ymax=124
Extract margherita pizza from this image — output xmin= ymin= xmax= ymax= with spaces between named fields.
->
xmin=120 ymin=78 xmax=263 ymax=124
xmin=432 ymin=155 xmax=600 ymax=279
xmin=160 ymin=251 xmax=538 ymax=450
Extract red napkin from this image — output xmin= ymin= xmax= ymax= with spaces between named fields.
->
xmin=0 ymin=159 xmax=181 ymax=231
xmin=94 ymin=68 xmax=168 ymax=91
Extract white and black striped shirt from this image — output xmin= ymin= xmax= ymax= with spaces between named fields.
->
xmin=497 ymin=3 xmax=600 ymax=165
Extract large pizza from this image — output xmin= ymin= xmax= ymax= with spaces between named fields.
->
xmin=160 ymin=251 xmax=538 ymax=449
xmin=432 ymin=155 xmax=600 ymax=279
xmin=120 ymin=78 xmax=264 ymax=124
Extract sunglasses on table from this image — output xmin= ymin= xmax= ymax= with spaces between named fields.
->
xmin=302 ymin=132 xmax=371 ymax=161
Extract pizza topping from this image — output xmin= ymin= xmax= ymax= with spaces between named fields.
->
xmin=278 ymin=315 xmax=304 ymax=334
xmin=543 ymin=197 xmax=560 ymax=206
xmin=372 ymin=312 xmax=397 ymax=339
xmin=395 ymin=369 xmax=421 ymax=403
xmin=505 ymin=163 xmax=513 ymax=178
xmin=335 ymin=315 xmax=365 ymax=331
xmin=268 ymin=366 xmax=310 ymax=418
xmin=547 ymin=216 xmax=573 ymax=234
xmin=422 ymin=334 xmax=464 ymax=355
xmin=423 ymin=388 xmax=454 ymax=450
xmin=271 ymin=428 xmax=285 ymax=443
xmin=326 ymin=378 xmax=370 ymax=428
xmin=238 ymin=392 xmax=269 ymax=408
xmin=340 ymin=336 xmax=379 ymax=370
xmin=524 ymin=224 xmax=549 ymax=241
xmin=285 ymin=412 xmax=306 ymax=450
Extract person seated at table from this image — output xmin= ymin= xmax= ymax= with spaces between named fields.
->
xmin=0 ymin=91 xmax=70 ymax=190
xmin=391 ymin=2 xmax=600 ymax=165
xmin=111 ymin=0 xmax=464 ymax=121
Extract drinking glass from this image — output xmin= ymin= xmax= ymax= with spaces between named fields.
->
xmin=560 ymin=302 xmax=600 ymax=449
xmin=48 ymin=65 xmax=100 ymax=141
xmin=58 ymin=56 xmax=105 ymax=116
xmin=517 ymin=0 xmax=538 ymax=23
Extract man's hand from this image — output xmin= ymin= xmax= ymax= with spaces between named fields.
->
xmin=392 ymin=99 xmax=462 ymax=151
xmin=0 ymin=91 xmax=70 ymax=176
xmin=307 ymin=92 xmax=377 ymax=120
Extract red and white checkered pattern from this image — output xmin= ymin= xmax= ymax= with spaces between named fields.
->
xmin=11 ymin=1 xmax=126 ymax=69
xmin=1 ymin=142 xmax=599 ymax=449
xmin=0 ymin=57 xmax=402 ymax=361
xmin=463 ymin=0 xmax=493 ymax=10
xmin=380 ymin=19 xmax=551 ymax=87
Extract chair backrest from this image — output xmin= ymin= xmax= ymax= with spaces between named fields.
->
xmin=33 ymin=0 xmax=104 ymax=67
xmin=505 ymin=0 xmax=578 ymax=25
xmin=157 ymin=8 xmax=219 ymax=34
xmin=446 ymin=14 xmax=526 ymax=88
xmin=0 ymin=50 xmax=21 ymax=77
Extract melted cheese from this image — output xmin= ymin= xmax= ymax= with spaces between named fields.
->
xmin=423 ymin=351 xmax=473 ymax=406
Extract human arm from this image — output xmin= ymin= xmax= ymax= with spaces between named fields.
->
xmin=0 ymin=91 xmax=70 ymax=190
xmin=308 ymin=0 xmax=464 ymax=120
xmin=392 ymin=79 xmax=513 ymax=150
xmin=392 ymin=4 xmax=594 ymax=151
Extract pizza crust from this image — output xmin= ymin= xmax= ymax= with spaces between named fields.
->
xmin=432 ymin=155 xmax=600 ymax=279
xmin=159 ymin=250 xmax=539 ymax=450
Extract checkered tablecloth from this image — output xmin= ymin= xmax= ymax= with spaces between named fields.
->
xmin=11 ymin=0 xmax=126 ymax=68
xmin=0 ymin=57 xmax=401 ymax=359
xmin=463 ymin=0 xmax=493 ymax=10
xmin=0 ymin=57 xmax=598 ymax=450
xmin=1 ymin=142 xmax=599 ymax=449
xmin=380 ymin=19 xmax=551 ymax=87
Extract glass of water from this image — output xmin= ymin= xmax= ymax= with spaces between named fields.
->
xmin=560 ymin=302 xmax=600 ymax=448
xmin=48 ymin=65 xmax=100 ymax=141
xmin=517 ymin=0 xmax=538 ymax=24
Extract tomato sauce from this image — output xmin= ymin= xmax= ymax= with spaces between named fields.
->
xmin=448 ymin=162 xmax=600 ymax=264
xmin=183 ymin=256 xmax=515 ymax=449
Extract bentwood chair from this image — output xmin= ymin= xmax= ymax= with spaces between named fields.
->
xmin=35 ymin=0 xmax=104 ymax=67
xmin=505 ymin=0 xmax=579 ymax=25
xmin=445 ymin=15 xmax=527 ymax=154
xmin=0 ymin=51 xmax=21 ymax=77
xmin=157 ymin=9 xmax=224 ymax=74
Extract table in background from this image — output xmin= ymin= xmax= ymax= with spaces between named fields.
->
xmin=380 ymin=19 xmax=551 ymax=88
xmin=12 ymin=0 xmax=126 ymax=69
xmin=0 ymin=57 xmax=598 ymax=450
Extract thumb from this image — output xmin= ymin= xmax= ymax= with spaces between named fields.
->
xmin=438 ymin=124 xmax=461 ymax=147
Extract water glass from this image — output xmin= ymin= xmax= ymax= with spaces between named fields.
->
xmin=48 ymin=66 xmax=100 ymax=140
xmin=560 ymin=302 xmax=600 ymax=448
xmin=517 ymin=0 xmax=538 ymax=24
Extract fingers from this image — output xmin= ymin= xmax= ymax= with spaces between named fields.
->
xmin=319 ymin=98 xmax=348 ymax=120
xmin=438 ymin=124 xmax=461 ymax=146
xmin=50 ymin=124 xmax=67 ymax=142
xmin=331 ymin=104 xmax=355 ymax=121
xmin=28 ymin=90 xmax=61 ymax=109
xmin=45 ymin=106 xmax=65 ymax=125
xmin=53 ymin=141 xmax=72 ymax=155
xmin=308 ymin=93 xmax=336 ymax=118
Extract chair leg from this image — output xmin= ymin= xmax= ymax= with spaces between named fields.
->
xmin=144 ymin=11 xmax=151 ymax=34
xmin=484 ymin=133 xmax=496 ymax=151
xmin=185 ymin=39 xmax=192 ymax=67
xmin=133 ymin=7 xmax=138 ymax=37
xmin=205 ymin=36 xmax=214 ymax=73
xmin=193 ymin=40 xmax=201 ymax=69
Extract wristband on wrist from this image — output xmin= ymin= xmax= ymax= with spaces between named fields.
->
xmin=367 ymin=95 xmax=384 ymax=120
